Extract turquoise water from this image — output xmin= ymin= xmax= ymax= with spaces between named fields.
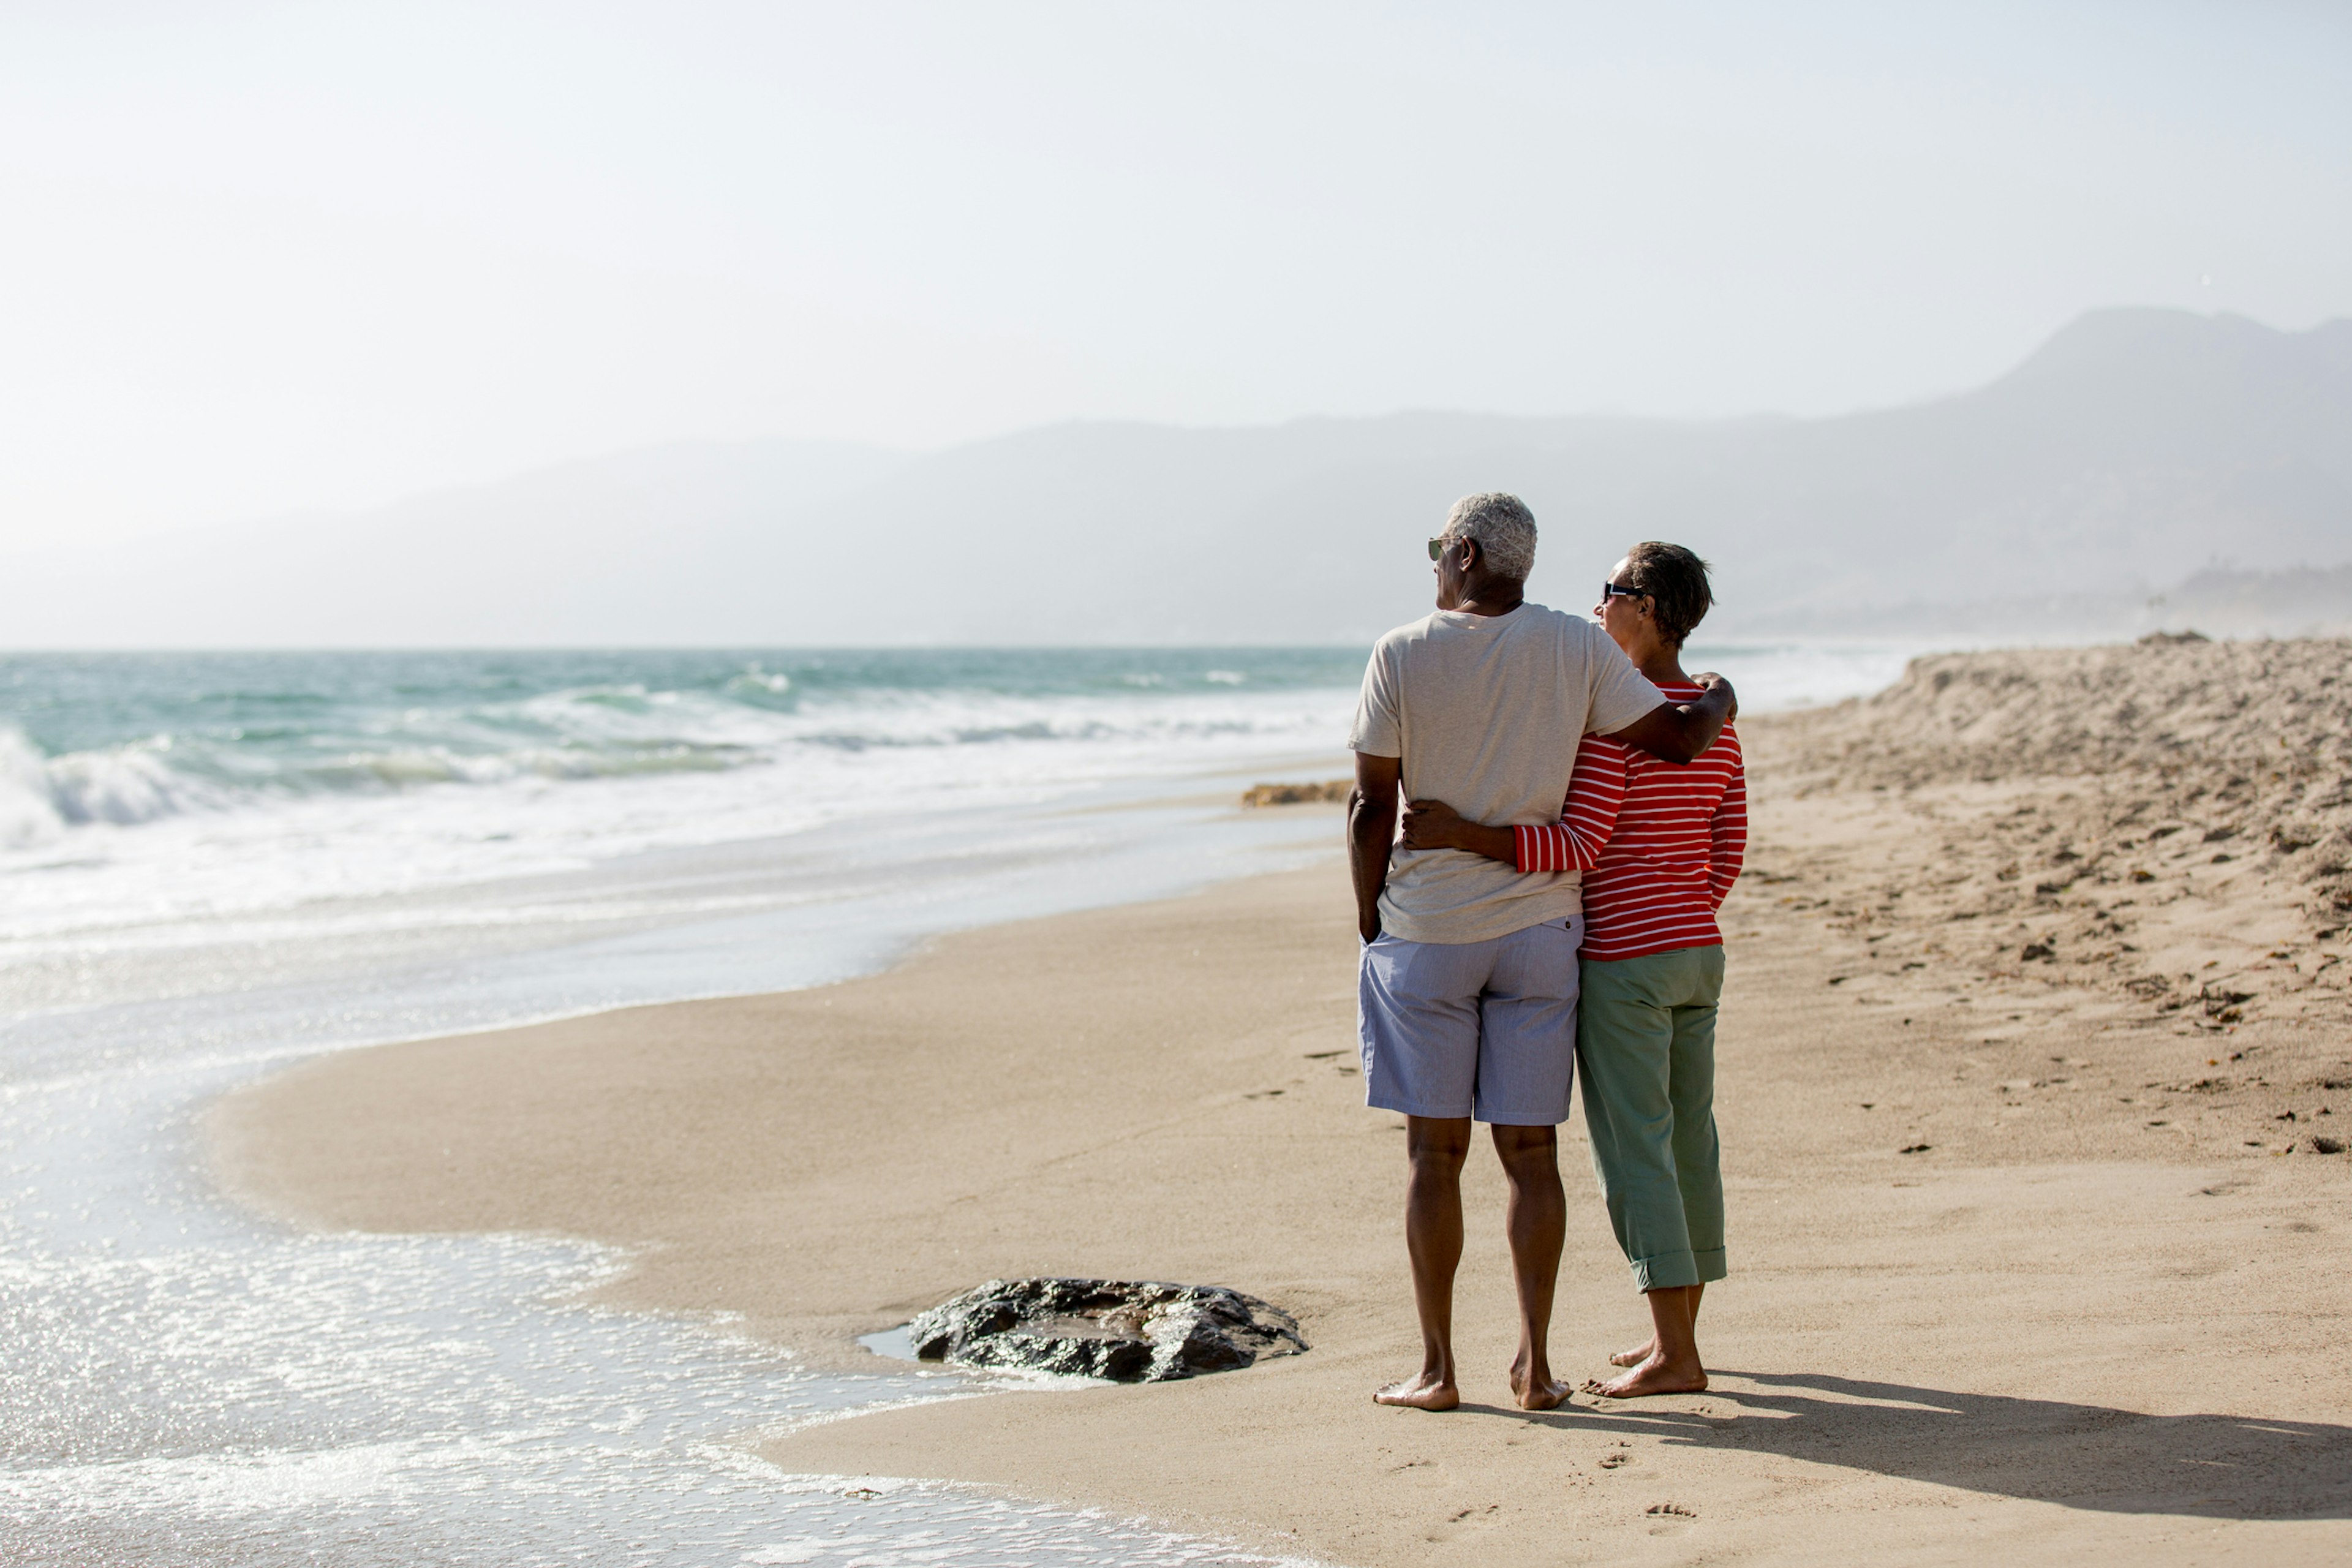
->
xmin=1 ymin=647 xmax=1365 ymax=831
xmin=0 ymin=649 xmax=1371 ymax=945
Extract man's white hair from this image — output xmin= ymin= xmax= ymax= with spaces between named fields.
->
xmin=1439 ymin=492 xmax=1537 ymax=581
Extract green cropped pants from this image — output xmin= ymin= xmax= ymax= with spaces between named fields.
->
xmin=1575 ymin=944 xmax=1727 ymax=1293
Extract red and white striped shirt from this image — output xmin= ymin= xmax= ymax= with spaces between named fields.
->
xmin=1511 ymin=679 xmax=1747 ymax=963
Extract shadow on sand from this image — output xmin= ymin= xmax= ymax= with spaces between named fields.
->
xmin=1462 ymin=1370 xmax=2352 ymax=1520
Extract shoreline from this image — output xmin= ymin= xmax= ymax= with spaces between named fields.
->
xmin=206 ymin=846 xmax=1378 ymax=1376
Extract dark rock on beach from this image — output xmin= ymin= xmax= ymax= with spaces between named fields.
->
xmin=907 ymin=1278 xmax=1308 ymax=1382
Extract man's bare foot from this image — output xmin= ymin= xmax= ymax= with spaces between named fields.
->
xmin=1374 ymin=1371 xmax=1460 ymax=1410
xmin=1608 ymin=1338 xmax=1656 ymax=1368
xmin=1507 ymin=1349 xmax=1570 ymax=1411
xmin=1583 ymin=1353 xmax=1706 ymax=1400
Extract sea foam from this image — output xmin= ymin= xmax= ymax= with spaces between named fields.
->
xmin=0 ymin=724 xmax=62 ymax=848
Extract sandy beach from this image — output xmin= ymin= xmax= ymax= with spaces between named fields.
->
xmin=209 ymin=639 xmax=2352 ymax=1566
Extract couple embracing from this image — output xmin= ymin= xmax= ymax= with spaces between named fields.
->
xmin=1346 ymin=491 xmax=1746 ymax=1412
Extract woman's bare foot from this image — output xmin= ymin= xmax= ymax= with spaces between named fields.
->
xmin=1608 ymin=1338 xmax=1656 ymax=1368
xmin=1507 ymin=1349 xmax=1570 ymax=1411
xmin=1583 ymin=1351 xmax=1706 ymax=1399
xmin=1374 ymin=1371 xmax=1460 ymax=1410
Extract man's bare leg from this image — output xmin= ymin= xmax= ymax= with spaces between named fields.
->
xmin=1608 ymin=1281 xmax=1703 ymax=1366
xmin=1588 ymin=1284 xmax=1707 ymax=1398
xmin=1374 ymin=1115 xmax=1471 ymax=1410
xmin=1491 ymin=1123 xmax=1570 ymax=1411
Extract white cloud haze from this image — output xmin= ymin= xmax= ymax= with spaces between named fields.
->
xmin=1 ymin=0 xmax=2346 ymax=554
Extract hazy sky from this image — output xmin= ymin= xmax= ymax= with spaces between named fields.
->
xmin=3 ymin=1 xmax=2347 ymax=552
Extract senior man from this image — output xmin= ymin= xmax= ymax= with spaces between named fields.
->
xmin=1349 ymin=492 xmax=1733 ymax=1412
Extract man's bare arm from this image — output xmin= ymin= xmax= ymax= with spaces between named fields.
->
xmin=1346 ymin=752 xmax=1403 ymax=944
xmin=1605 ymin=673 xmax=1736 ymax=764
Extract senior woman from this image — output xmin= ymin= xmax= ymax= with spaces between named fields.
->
xmin=1400 ymin=541 xmax=1745 ymax=1397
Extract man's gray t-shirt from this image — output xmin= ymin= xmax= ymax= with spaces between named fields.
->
xmin=1349 ymin=603 xmax=1663 ymax=944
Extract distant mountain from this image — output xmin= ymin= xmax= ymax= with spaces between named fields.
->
xmin=0 ymin=441 xmax=908 ymax=648
xmin=1 ymin=308 xmax=2344 ymax=647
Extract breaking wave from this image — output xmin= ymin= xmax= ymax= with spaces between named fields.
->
xmin=0 ymin=649 xmax=1368 ymax=929
xmin=0 ymin=652 xmax=1359 ymax=846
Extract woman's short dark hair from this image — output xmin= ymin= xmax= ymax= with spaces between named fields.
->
xmin=1621 ymin=541 xmax=1713 ymax=647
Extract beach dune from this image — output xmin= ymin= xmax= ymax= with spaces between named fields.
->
xmin=210 ymin=640 xmax=2352 ymax=1566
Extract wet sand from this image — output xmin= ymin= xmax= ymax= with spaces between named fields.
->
xmin=210 ymin=639 xmax=2352 ymax=1566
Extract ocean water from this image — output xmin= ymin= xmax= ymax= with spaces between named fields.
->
xmin=0 ymin=641 xmax=1917 ymax=1565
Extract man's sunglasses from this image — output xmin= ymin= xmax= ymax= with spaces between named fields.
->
xmin=1427 ymin=537 xmax=1451 ymax=562
xmin=1600 ymin=581 xmax=1647 ymax=601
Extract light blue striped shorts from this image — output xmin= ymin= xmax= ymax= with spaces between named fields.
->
xmin=1356 ymin=914 xmax=1583 ymax=1125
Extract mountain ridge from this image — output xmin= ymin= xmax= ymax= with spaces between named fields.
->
xmin=1 ymin=307 xmax=2343 ymax=647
